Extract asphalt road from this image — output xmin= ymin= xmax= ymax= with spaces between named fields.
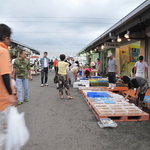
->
xmin=19 ymin=72 xmax=150 ymax=150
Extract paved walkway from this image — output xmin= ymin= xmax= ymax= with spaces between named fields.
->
xmin=19 ymin=72 xmax=150 ymax=150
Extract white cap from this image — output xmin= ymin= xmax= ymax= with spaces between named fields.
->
xmin=107 ymin=53 xmax=113 ymax=57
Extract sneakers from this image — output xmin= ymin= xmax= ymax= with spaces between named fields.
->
xmin=108 ymin=83 xmax=112 ymax=89
xmin=18 ymin=101 xmax=23 ymax=105
xmin=41 ymin=83 xmax=48 ymax=87
xmin=45 ymin=83 xmax=48 ymax=86
xmin=111 ymin=84 xmax=116 ymax=90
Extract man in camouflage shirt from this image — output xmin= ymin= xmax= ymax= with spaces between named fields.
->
xmin=13 ymin=50 xmax=32 ymax=105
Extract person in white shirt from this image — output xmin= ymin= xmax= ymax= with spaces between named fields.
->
xmin=106 ymin=53 xmax=117 ymax=89
xmin=134 ymin=56 xmax=148 ymax=79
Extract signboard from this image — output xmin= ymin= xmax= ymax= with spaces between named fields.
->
xmin=104 ymin=42 xmax=120 ymax=48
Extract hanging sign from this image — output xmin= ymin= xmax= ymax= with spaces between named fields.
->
xmin=104 ymin=42 xmax=120 ymax=48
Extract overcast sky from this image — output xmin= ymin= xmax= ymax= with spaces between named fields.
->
xmin=0 ymin=0 xmax=145 ymax=58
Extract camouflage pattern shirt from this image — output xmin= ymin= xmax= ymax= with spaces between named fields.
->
xmin=13 ymin=58 xmax=30 ymax=79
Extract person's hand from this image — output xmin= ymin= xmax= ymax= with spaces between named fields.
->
xmin=125 ymin=96 xmax=128 ymax=99
xmin=135 ymin=95 xmax=138 ymax=99
xmin=8 ymin=95 xmax=17 ymax=106
xmin=10 ymin=74 xmax=14 ymax=79
xmin=29 ymin=75 xmax=33 ymax=80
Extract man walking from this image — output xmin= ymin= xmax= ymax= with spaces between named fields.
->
xmin=106 ymin=53 xmax=117 ymax=89
xmin=40 ymin=52 xmax=50 ymax=87
xmin=13 ymin=50 xmax=32 ymax=105
xmin=0 ymin=24 xmax=17 ymax=149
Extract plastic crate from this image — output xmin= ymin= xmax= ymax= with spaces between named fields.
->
xmin=87 ymin=92 xmax=109 ymax=98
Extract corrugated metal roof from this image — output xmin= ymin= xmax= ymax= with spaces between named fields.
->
xmin=11 ymin=40 xmax=40 ymax=55
xmin=81 ymin=0 xmax=150 ymax=53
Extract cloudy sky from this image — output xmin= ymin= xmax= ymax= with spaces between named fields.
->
xmin=0 ymin=0 xmax=145 ymax=58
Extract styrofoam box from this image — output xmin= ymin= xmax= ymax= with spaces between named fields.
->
xmin=73 ymin=81 xmax=89 ymax=88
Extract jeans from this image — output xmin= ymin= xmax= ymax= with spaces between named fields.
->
xmin=16 ymin=78 xmax=29 ymax=102
xmin=41 ymin=67 xmax=48 ymax=84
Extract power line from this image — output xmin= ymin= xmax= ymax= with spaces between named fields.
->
xmin=14 ymin=32 xmax=101 ymax=35
xmin=0 ymin=20 xmax=116 ymax=24
xmin=0 ymin=16 xmax=119 ymax=20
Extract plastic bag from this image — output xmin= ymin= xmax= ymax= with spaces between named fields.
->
xmin=5 ymin=106 xmax=30 ymax=150
xmin=98 ymin=118 xmax=117 ymax=128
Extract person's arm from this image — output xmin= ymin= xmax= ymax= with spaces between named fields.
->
xmin=27 ymin=61 xmax=32 ymax=80
xmin=134 ymin=66 xmax=136 ymax=76
xmin=2 ymin=74 xmax=12 ymax=95
xmin=115 ymin=65 xmax=118 ymax=74
xmin=145 ymin=62 xmax=148 ymax=79
xmin=135 ymin=87 xmax=140 ymax=99
xmin=125 ymin=89 xmax=131 ymax=99
xmin=115 ymin=59 xmax=118 ymax=74
xmin=2 ymin=74 xmax=17 ymax=105
xmin=145 ymin=67 xmax=148 ymax=79
xmin=12 ymin=68 xmax=16 ymax=79
xmin=134 ymin=62 xmax=137 ymax=76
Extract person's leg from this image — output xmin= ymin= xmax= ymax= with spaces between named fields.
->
xmin=111 ymin=72 xmax=116 ymax=89
xmin=54 ymin=67 xmax=56 ymax=73
xmin=23 ymin=79 xmax=29 ymax=102
xmin=41 ymin=69 xmax=44 ymax=85
xmin=64 ymin=78 xmax=70 ymax=96
xmin=16 ymin=78 xmax=23 ymax=103
xmin=58 ymin=75 xmax=64 ymax=98
xmin=64 ymin=76 xmax=73 ymax=99
xmin=138 ymin=93 xmax=145 ymax=109
xmin=45 ymin=67 xmax=48 ymax=84
xmin=108 ymin=72 xmax=112 ymax=88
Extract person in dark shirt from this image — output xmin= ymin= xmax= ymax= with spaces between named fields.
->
xmin=121 ymin=76 xmax=149 ymax=109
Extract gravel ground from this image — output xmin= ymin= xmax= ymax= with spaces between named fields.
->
xmin=19 ymin=72 xmax=150 ymax=150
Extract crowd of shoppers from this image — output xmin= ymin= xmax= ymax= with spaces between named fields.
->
xmin=0 ymin=23 xmax=150 ymax=149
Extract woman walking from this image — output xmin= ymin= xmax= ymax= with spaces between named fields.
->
xmin=57 ymin=54 xmax=73 ymax=99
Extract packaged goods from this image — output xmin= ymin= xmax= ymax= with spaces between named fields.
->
xmin=98 ymin=118 xmax=117 ymax=128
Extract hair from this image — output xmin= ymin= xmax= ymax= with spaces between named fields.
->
xmin=84 ymin=70 xmax=90 ymax=78
xmin=44 ymin=52 xmax=48 ymax=55
xmin=60 ymin=54 xmax=66 ymax=61
xmin=75 ymin=61 xmax=79 ymax=67
xmin=121 ymin=76 xmax=130 ymax=84
xmin=0 ymin=24 xmax=12 ymax=41
xmin=97 ymin=58 xmax=100 ymax=61
xmin=20 ymin=50 xmax=26 ymax=55
xmin=139 ymin=55 xmax=143 ymax=61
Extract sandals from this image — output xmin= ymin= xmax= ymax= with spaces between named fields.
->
xmin=60 ymin=95 xmax=64 ymax=99
xmin=60 ymin=95 xmax=73 ymax=100
xmin=67 ymin=96 xmax=73 ymax=100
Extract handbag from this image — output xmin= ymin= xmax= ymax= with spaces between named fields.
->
xmin=54 ymin=74 xmax=58 ymax=83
